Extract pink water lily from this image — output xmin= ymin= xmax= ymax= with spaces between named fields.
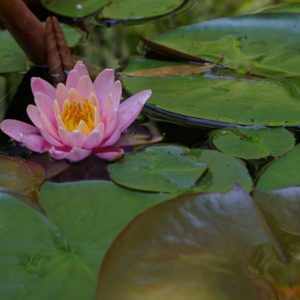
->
xmin=0 ymin=61 xmax=151 ymax=161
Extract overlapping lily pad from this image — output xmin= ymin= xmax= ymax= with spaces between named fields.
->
xmin=108 ymin=145 xmax=207 ymax=193
xmin=211 ymin=127 xmax=295 ymax=159
xmin=101 ymin=0 xmax=185 ymax=21
xmin=257 ymin=144 xmax=300 ymax=191
xmin=0 ymin=24 xmax=83 ymax=74
xmin=143 ymin=13 xmax=300 ymax=77
xmin=121 ymin=57 xmax=300 ymax=126
xmin=97 ymin=186 xmax=300 ymax=299
xmin=0 ymin=180 xmax=170 ymax=300
xmin=108 ymin=145 xmax=252 ymax=193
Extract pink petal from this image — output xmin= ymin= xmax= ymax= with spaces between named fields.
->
xmin=31 ymin=77 xmax=55 ymax=99
xmin=34 ymin=92 xmax=55 ymax=124
xmin=68 ymin=88 xmax=83 ymax=103
xmin=56 ymin=83 xmax=68 ymax=107
xmin=22 ymin=134 xmax=50 ymax=153
xmin=1 ymin=119 xmax=38 ymax=142
xmin=112 ymin=80 xmax=122 ymax=109
xmin=74 ymin=61 xmax=89 ymax=77
xmin=40 ymin=128 xmax=64 ymax=147
xmin=94 ymin=69 xmax=114 ymax=106
xmin=102 ymin=94 xmax=117 ymax=127
xmin=66 ymin=70 xmax=80 ymax=89
xmin=94 ymin=147 xmax=124 ymax=161
xmin=49 ymin=146 xmax=91 ymax=162
xmin=77 ymin=75 xmax=95 ymax=99
xmin=0 ymin=119 xmax=49 ymax=153
xmin=117 ymin=90 xmax=151 ymax=132
xmin=83 ymin=123 xmax=104 ymax=149
xmin=101 ymin=128 xmax=121 ymax=147
xmin=95 ymin=147 xmax=124 ymax=161
xmin=27 ymin=105 xmax=42 ymax=128
xmin=58 ymin=127 xmax=87 ymax=148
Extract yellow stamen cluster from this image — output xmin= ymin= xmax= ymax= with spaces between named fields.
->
xmin=61 ymin=99 xmax=95 ymax=135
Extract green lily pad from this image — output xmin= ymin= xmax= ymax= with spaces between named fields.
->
xmin=101 ymin=0 xmax=185 ymax=21
xmin=121 ymin=57 xmax=300 ymax=126
xmin=256 ymin=144 xmax=300 ymax=191
xmin=108 ymin=145 xmax=207 ymax=193
xmin=0 ymin=155 xmax=45 ymax=201
xmin=211 ymin=127 xmax=295 ymax=159
xmin=108 ymin=145 xmax=252 ymax=193
xmin=41 ymin=0 xmax=109 ymax=18
xmin=189 ymin=149 xmax=252 ymax=192
xmin=0 ymin=24 xmax=83 ymax=74
xmin=0 ymin=180 xmax=170 ymax=300
xmin=97 ymin=186 xmax=300 ymax=299
xmin=144 ymin=13 xmax=300 ymax=77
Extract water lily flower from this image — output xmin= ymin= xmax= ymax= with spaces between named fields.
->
xmin=0 ymin=61 xmax=151 ymax=161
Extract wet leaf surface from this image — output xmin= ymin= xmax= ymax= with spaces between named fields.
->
xmin=189 ymin=148 xmax=252 ymax=192
xmin=97 ymin=186 xmax=300 ymax=300
xmin=108 ymin=145 xmax=207 ymax=193
xmin=121 ymin=58 xmax=300 ymax=126
xmin=108 ymin=145 xmax=252 ymax=193
xmin=257 ymin=144 xmax=300 ymax=191
xmin=0 ymin=180 xmax=171 ymax=300
xmin=0 ymin=155 xmax=45 ymax=201
xmin=144 ymin=13 xmax=300 ymax=77
xmin=211 ymin=127 xmax=295 ymax=159
xmin=101 ymin=0 xmax=185 ymax=21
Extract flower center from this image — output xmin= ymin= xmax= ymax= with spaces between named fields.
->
xmin=61 ymin=99 xmax=95 ymax=134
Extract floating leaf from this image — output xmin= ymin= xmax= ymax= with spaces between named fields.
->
xmin=121 ymin=58 xmax=300 ymax=126
xmin=0 ymin=180 xmax=171 ymax=300
xmin=41 ymin=0 xmax=109 ymax=18
xmin=0 ymin=24 xmax=83 ymax=74
xmin=108 ymin=145 xmax=252 ymax=193
xmin=97 ymin=186 xmax=300 ymax=300
xmin=143 ymin=13 xmax=300 ymax=77
xmin=108 ymin=145 xmax=207 ymax=193
xmin=189 ymin=149 xmax=252 ymax=192
xmin=101 ymin=0 xmax=185 ymax=21
xmin=256 ymin=144 xmax=300 ymax=191
xmin=211 ymin=127 xmax=295 ymax=159
xmin=258 ymin=3 xmax=300 ymax=13
xmin=0 ymin=155 xmax=45 ymax=201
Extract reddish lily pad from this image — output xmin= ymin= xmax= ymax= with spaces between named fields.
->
xmin=97 ymin=186 xmax=300 ymax=299
xmin=0 ymin=155 xmax=45 ymax=201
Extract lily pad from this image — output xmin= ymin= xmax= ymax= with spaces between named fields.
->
xmin=108 ymin=145 xmax=207 ymax=193
xmin=0 ymin=155 xmax=45 ymax=201
xmin=97 ymin=186 xmax=300 ymax=299
xmin=256 ymin=144 xmax=300 ymax=191
xmin=121 ymin=58 xmax=300 ymax=126
xmin=0 ymin=24 xmax=83 ymax=74
xmin=211 ymin=127 xmax=295 ymax=159
xmin=41 ymin=0 xmax=109 ymax=18
xmin=258 ymin=3 xmax=300 ymax=13
xmin=108 ymin=145 xmax=252 ymax=193
xmin=143 ymin=13 xmax=300 ymax=77
xmin=0 ymin=180 xmax=170 ymax=300
xmin=101 ymin=0 xmax=185 ymax=21
xmin=189 ymin=149 xmax=252 ymax=192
